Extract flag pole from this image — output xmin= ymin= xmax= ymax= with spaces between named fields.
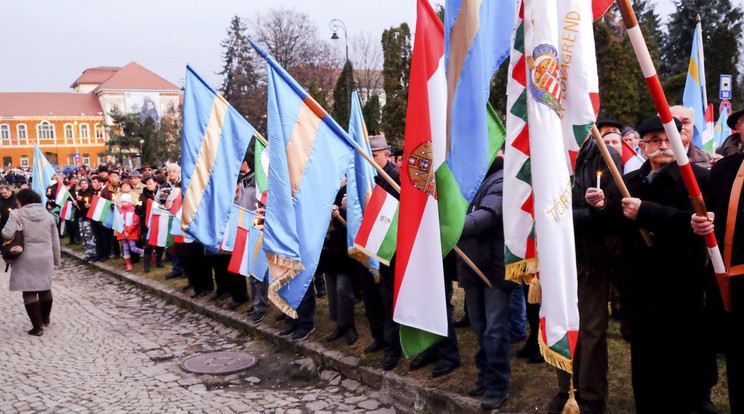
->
xmin=696 ymin=14 xmax=707 ymax=109
xmin=253 ymin=131 xmax=268 ymax=147
xmin=616 ymin=0 xmax=732 ymax=311
xmin=355 ymin=146 xmax=493 ymax=287
xmin=590 ymin=125 xmax=653 ymax=247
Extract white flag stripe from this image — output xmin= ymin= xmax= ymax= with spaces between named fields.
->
xmin=364 ymin=195 xmax=398 ymax=253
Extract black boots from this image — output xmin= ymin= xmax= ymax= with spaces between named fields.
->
xmin=143 ymin=258 xmax=150 ymax=273
xmin=24 ymin=302 xmax=44 ymax=336
xmin=40 ymin=298 xmax=53 ymax=326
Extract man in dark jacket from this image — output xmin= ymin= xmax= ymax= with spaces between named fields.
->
xmin=457 ymin=156 xmax=515 ymax=410
xmin=586 ymin=116 xmax=712 ymax=413
xmin=0 ymin=185 xmax=17 ymax=245
xmin=717 ymin=109 xmax=744 ymax=157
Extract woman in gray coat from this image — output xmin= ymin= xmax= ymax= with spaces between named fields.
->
xmin=2 ymin=189 xmax=60 ymax=336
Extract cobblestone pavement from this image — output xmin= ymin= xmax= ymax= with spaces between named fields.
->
xmin=0 ymin=257 xmax=396 ymax=414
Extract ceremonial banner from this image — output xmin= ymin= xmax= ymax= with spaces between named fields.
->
xmin=345 ymin=90 xmax=380 ymax=276
xmin=682 ymin=19 xmax=707 ymax=149
xmin=87 ymin=195 xmax=112 ymax=224
xmin=249 ymin=39 xmax=356 ymax=317
xmin=438 ymin=0 xmax=511 ymax=255
xmin=181 ymin=65 xmax=255 ymax=252
xmin=714 ymin=109 xmax=732 ymax=148
xmin=31 ymin=144 xmax=56 ymax=205
xmin=354 ymin=184 xmax=399 ymax=266
xmin=522 ymin=0 xmax=600 ymax=370
xmin=394 ymin=0 xmax=448 ymax=358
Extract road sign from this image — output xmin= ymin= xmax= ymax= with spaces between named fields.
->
xmin=720 ymin=74 xmax=732 ymax=100
xmin=720 ymin=100 xmax=731 ymax=117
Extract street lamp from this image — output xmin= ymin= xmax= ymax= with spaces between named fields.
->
xmin=329 ymin=18 xmax=351 ymax=113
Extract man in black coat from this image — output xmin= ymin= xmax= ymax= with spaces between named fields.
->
xmin=586 ymin=116 xmax=712 ymax=413
xmin=0 ymin=185 xmax=17 ymax=245
xmin=457 ymin=156 xmax=516 ymax=411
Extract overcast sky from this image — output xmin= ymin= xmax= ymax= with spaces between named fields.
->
xmin=0 ymin=0 xmax=730 ymax=94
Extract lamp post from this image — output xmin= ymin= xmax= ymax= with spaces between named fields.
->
xmin=329 ymin=18 xmax=350 ymax=114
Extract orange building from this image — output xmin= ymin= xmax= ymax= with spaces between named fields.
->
xmin=0 ymin=62 xmax=181 ymax=170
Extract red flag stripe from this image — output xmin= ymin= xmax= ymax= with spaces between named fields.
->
xmin=355 ymin=185 xmax=388 ymax=247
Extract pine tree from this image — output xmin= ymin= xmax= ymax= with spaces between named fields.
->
xmin=363 ymin=93 xmax=382 ymax=135
xmin=331 ymin=60 xmax=356 ymax=130
xmin=381 ymin=23 xmax=412 ymax=151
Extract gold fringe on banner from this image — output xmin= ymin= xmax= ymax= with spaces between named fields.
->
xmin=504 ymin=257 xmax=539 ymax=284
xmin=348 ymin=248 xmax=381 ymax=281
xmin=266 ymin=252 xmax=305 ymax=318
xmin=538 ymin=332 xmax=573 ymax=373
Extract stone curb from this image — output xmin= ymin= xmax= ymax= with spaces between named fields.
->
xmin=62 ymin=247 xmax=486 ymax=413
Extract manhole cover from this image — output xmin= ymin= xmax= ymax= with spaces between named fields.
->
xmin=180 ymin=351 xmax=258 ymax=375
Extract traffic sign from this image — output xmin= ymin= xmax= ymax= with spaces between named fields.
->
xmin=720 ymin=74 xmax=732 ymax=100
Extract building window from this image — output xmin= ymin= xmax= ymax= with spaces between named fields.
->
xmin=83 ymin=154 xmax=90 ymax=166
xmin=97 ymin=154 xmax=104 ymax=166
xmin=95 ymin=123 xmax=104 ymax=140
xmin=20 ymin=156 xmax=30 ymax=168
xmin=64 ymin=124 xmax=74 ymax=139
xmin=38 ymin=121 xmax=55 ymax=139
xmin=17 ymin=124 xmax=27 ymax=141
xmin=67 ymin=154 xmax=75 ymax=165
xmin=80 ymin=124 xmax=90 ymax=141
xmin=0 ymin=124 xmax=9 ymax=140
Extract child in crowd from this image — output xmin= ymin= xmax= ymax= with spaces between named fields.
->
xmin=117 ymin=193 xmax=143 ymax=270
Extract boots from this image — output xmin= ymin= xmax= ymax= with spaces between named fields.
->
xmin=40 ymin=298 xmax=53 ymax=326
xmin=24 ymin=302 xmax=44 ymax=336
xmin=155 ymin=252 xmax=164 ymax=268
xmin=143 ymin=257 xmax=150 ymax=273
xmin=125 ymin=258 xmax=133 ymax=271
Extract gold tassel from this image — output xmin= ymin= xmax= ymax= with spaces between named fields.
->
xmin=562 ymin=378 xmax=580 ymax=414
xmin=504 ymin=257 xmax=539 ymax=284
xmin=528 ymin=276 xmax=542 ymax=304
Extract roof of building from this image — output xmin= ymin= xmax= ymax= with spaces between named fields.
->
xmin=93 ymin=61 xmax=180 ymax=93
xmin=70 ymin=66 xmax=122 ymax=88
xmin=0 ymin=93 xmax=103 ymax=117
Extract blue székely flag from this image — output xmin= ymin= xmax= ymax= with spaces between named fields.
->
xmin=714 ymin=110 xmax=732 ymax=149
xmin=249 ymin=38 xmax=356 ymax=317
xmin=180 ymin=64 xmax=255 ymax=252
xmin=345 ymin=90 xmax=380 ymax=278
xmin=438 ymin=0 xmax=512 ymax=254
xmin=682 ymin=22 xmax=706 ymax=149
xmin=32 ymin=144 xmax=57 ymax=205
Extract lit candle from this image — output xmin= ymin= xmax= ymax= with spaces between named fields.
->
xmin=596 ymin=171 xmax=602 ymax=189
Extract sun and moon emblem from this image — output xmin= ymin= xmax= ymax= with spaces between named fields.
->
xmin=528 ymin=43 xmax=563 ymax=117
xmin=406 ymin=141 xmax=436 ymax=197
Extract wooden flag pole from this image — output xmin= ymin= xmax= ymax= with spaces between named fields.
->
xmin=356 ymin=146 xmax=492 ymax=287
xmin=616 ymin=0 xmax=731 ymax=311
xmin=253 ymin=131 xmax=269 ymax=147
xmin=590 ymin=125 xmax=653 ymax=247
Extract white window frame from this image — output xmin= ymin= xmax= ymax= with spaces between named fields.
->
xmin=37 ymin=121 xmax=55 ymax=140
xmin=94 ymin=123 xmax=104 ymax=141
xmin=0 ymin=124 xmax=9 ymax=140
xmin=97 ymin=154 xmax=104 ymax=166
xmin=82 ymin=154 xmax=90 ymax=166
xmin=20 ymin=156 xmax=30 ymax=168
xmin=80 ymin=123 xmax=90 ymax=143
xmin=64 ymin=123 xmax=75 ymax=142
xmin=17 ymin=124 xmax=27 ymax=142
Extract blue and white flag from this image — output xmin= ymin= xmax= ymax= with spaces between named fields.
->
xmin=180 ymin=64 xmax=255 ymax=252
xmin=31 ymin=144 xmax=57 ymax=205
xmin=345 ymin=90 xmax=380 ymax=277
xmin=682 ymin=20 xmax=707 ymax=149
xmin=250 ymin=39 xmax=356 ymax=317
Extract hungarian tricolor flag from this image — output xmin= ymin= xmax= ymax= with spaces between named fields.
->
xmin=228 ymin=225 xmax=263 ymax=277
xmin=622 ymin=140 xmax=644 ymax=173
xmin=148 ymin=210 xmax=174 ymax=248
xmin=59 ymin=199 xmax=75 ymax=221
xmin=354 ymin=184 xmax=398 ymax=266
xmin=393 ymin=0 xmax=448 ymax=358
xmin=254 ymin=134 xmax=269 ymax=206
xmin=87 ymin=195 xmax=113 ymax=224
xmin=703 ymin=103 xmax=715 ymax=152
xmin=55 ymin=185 xmax=70 ymax=206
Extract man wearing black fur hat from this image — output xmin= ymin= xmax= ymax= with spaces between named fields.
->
xmin=585 ymin=116 xmax=713 ymax=413
xmin=718 ymin=108 xmax=744 ymax=157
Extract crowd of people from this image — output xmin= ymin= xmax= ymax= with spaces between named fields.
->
xmin=1 ymin=105 xmax=743 ymax=413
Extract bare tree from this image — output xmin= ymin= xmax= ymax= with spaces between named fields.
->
xmin=350 ymin=31 xmax=383 ymax=106
xmin=251 ymin=7 xmax=339 ymax=105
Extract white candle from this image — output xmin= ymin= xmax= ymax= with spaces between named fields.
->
xmin=597 ymin=171 xmax=602 ymax=189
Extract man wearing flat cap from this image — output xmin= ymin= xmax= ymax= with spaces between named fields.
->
xmin=128 ymin=170 xmax=145 ymax=197
xmin=718 ymin=108 xmax=744 ymax=157
xmin=585 ymin=116 xmax=715 ymax=413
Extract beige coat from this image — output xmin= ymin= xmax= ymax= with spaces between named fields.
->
xmin=1 ymin=203 xmax=60 ymax=291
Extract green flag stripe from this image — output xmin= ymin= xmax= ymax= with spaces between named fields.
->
xmin=572 ymin=123 xmax=593 ymax=147
xmin=509 ymin=90 xmax=528 ymax=122
xmin=549 ymin=332 xmax=572 ymax=359
xmin=515 ymin=22 xmax=525 ymax=55
xmin=400 ymin=324 xmax=445 ymax=359
xmin=516 ymin=158 xmax=532 ymax=185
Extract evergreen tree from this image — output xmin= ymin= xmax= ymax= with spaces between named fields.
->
xmin=381 ymin=23 xmax=412 ymax=151
xmin=306 ymin=80 xmax=328 ymax=110
xmin=488 ymin=61 xmax=509 ymax=119
xmin=331 ymin=60 xmax=356 ymax=130
xmin=219 ymin=16 xmax=266 ymax=134
xmin=363 ymin=93 xmax=382 ymax=135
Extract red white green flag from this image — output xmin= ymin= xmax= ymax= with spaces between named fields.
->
xmin=353 ymin=184 xmax=398 ymax=266
xmin=60 ymin=199 xmax=75 ymax=220
xmin=148 ymin=210 xmax=174 ymax=248
xmin=87 ymin=195 xmax=113 ymax=224
xmin=393 ymin=0 xmax=448 ymax=358
xmin=254 ymin=134 xmax=269 ymax=205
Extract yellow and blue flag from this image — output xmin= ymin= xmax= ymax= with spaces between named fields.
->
xmin=345 ymin=90 xmax=380 ymax=278
xmin=682 ymin=21 xmax=707 ymax=149
xmin=249 ymin=39 xmax=356 ymax=317
xmin=32 ymin=144 xmax=57 ymax=205
xmin=180 ymin=65 xmax=255 ymax=252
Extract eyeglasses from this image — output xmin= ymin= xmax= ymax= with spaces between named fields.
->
xmin=642 ymin=138 xmax=670 ymax=146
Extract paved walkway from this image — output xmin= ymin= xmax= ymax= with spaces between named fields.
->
xmin=0 ymin=257 xmax=395 ymax=413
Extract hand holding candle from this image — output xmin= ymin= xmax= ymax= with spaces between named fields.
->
xmin=596 ymin=171 xmax=602 ymax=189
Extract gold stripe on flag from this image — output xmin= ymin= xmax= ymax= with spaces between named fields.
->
xmin=182 ymin=95 xmax=229 ymax=230
xmin=286 ymin=98 xmax=322 ymax=197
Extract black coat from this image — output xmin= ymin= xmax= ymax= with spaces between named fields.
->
xmin=0 ymin=192 xmax=17 ymax=230
xmin=457 ymin=169 xmax=512 ymax=289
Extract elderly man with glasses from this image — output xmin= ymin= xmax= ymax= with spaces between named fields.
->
xmin=584 ymin=116 xmax=717 ymax=413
